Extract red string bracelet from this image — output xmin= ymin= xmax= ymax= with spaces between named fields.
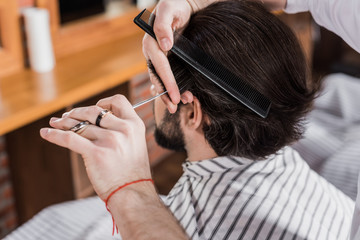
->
xmin=104 ymin=179 xmax=154 ymax=236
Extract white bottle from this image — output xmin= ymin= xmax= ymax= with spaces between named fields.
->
xmin=136 ymin=0 xmax=157 ymax=10
xmin=23 ymin=8 xmax=55 ymax=73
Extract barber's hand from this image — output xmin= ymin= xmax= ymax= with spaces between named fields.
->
xmin=143 ymin=0 xmax=210 ymax=113
xmin=40 ymin=95 xmax=151 ymax=201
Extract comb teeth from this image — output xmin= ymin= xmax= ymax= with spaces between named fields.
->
xmin=172 ymin=33 xmax=271 ymax=117
xmin=134 ymin=9 xmax=271 ymax=118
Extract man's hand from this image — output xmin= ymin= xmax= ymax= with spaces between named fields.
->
xmin=142 ymin=0 xmax=214 ymax=113
xmin=40 ymin=95 xmax=152 ymax=200
xmin=41 ymin=95 xmax=189 ymax=239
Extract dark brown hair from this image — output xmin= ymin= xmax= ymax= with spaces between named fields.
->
xmin=167 ymin=0 xmax=317 ymax=159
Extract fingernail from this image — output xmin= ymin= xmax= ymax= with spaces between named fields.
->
xmin=169 ymin=102 xmax=177 ymax=113
xmin=50 ymin=117 xmax=59 ymax=123
xmin=40 ymin=128 xmax=49 ymax=136
xmin=181 ymin=96 xmax=187 ymax=104
xmin=160 ymin=38 xmax=171 ymax=51
xmin=169 ymin=92 xmax=181 ymax=105
xmin=62 ymin=112 xmax=69 ymax=118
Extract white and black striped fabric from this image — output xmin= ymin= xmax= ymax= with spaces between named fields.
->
xmin=163 ymin=147 xmax=354 ymax=240
xmin=293 ymin=73 xmax=360 ymax=200
xmin=4 ymin=197 xmax=121 ymax=240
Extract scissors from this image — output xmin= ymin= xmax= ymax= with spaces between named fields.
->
xmin=132 ymin=80 xmax=186 ymax=109
xmin=132 ymin=90 xmax=168 ymax=109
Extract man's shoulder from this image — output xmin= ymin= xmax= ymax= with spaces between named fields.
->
xmin=164 ymin=147 xmax=353 ymax=240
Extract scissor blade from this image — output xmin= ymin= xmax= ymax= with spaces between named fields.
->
xmin=132 ymin=91 xmax=168 ymax=109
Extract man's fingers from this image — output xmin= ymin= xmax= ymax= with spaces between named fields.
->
xmin=153 ymin=6 xmax=175 ymax=51
xmin=40 ymin=128 xmax=93 ymax=154
xmin=62 ymin=106 xmax=101 ymax=122
xmin=154 ymin=0 xmax=193 ymax=51
xmin=141 ymin=0 xmax=194 ymax=108
xmin=180 ymin=91 xmax=194 ymax=104
xmin=149 ymin=82 xmax=177 ymax=113
xmin=62 ymin=105 xmax=111 ymax=126
xmin=161 ymin=94 xmax=178 ymax=113
xmin=143 ymin=36 xmax=180 ymax=105
xmin=96 ymin=94 xmax=138 ymax=120
xmin=51 ymin=113 xmax=127 ymax=133
xmin=50 ymin=117 xmax=79 ymax=130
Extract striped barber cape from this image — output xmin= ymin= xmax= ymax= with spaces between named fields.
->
xmin=163 ymin=147 xmax=354 ymax=240
xmin=293 ymin=73 xmax=360 ymax=200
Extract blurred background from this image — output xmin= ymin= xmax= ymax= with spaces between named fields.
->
xmin=0 ymin=0 xmax=359 ymax=238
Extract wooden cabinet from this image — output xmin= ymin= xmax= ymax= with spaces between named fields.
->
xmin=7 ymin=110 xmax=74 ymax=224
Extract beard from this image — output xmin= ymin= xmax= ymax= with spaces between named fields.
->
xmin=154 ymin=109 xmax=186 ymax=152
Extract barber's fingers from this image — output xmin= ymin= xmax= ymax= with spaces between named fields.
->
xmin=40 ymin=128 xmax=93 ymax=155
xmin=153 ymin=0 xmax=192 ymax=51
xmin=96 ymin=94 xmax=140 ymax=120
xmin=161 ymin=94 xmax=178 ymax=113
xmin=180 ymin=91 xmax=194 ymax=104
xmin=141 ymin=0 xmax=193 ymax=110
xmin=147 ymin=71 xmax=177 ymax=114
xmin=62 ymin=105 xmax=117 ymax=126
xmin=142 ymin=36 xmax=180 ymax=109
xmin=57 ymin=110 xmax=128 ymax=133
xmin=48 ymin=117 xmax=87 ymax=139
xmin=153 ymin=3 xmax=175 ymax=51
xmin=49 ymin=117 xmax=100 ymax=140
xmin=50 ymin=117 xmax=79 ymax=130
xmin=62 ymin=106 xmax=101 ymax=121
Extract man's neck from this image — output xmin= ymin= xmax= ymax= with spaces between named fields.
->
xmin=185 ymin=131 xmax=217 ymax=162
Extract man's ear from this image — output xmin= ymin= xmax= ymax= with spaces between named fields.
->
xmin=181 ymin=96 xmax=203 ymax=130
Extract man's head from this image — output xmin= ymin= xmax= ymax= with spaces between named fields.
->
xmin=153 ymin=0 xmax=316 ymax=160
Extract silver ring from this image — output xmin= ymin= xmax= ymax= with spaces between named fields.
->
xmin=95 ymin=109 xmax=112 ymax=127
xmin=70 ymin=121 xmax=91 ymax=134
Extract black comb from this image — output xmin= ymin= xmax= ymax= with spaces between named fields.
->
xmin=134 ymin=9 xmax=271 ymax=118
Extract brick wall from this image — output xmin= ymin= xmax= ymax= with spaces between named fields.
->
xmin=130 ymin=73 xmax=172 ymax=165
xmin=0 ymin=137 xmax=17 ymax=238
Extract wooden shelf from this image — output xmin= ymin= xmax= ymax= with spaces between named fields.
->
xmin=0 ymin=31 xmax=147 ymax=135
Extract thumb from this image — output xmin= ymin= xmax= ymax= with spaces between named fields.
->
xmin=153 ymin=14 xmax=174 ymax=52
